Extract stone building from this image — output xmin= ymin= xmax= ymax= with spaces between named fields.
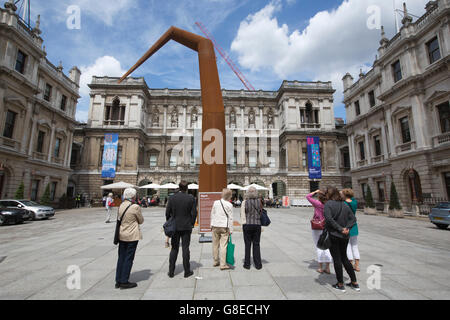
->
xmin=343 ymin=0 xmax=450 ymax=214
xmin=0 ymin=2 xmax=80 ymax=202
xmin=71 ymin=77 xmax=350 ymax=203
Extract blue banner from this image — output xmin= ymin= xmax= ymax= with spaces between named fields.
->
xmin=307 ymin=136 xmax=322 ymax=179
xmin=101 ymin=133 xmax=119 ymax=178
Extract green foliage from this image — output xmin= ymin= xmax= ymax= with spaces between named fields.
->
xmin=40 ymin=184 xmax=51 ymax=206
xmin=365 ymin=185 xmax=375 ymax=208
xmin=389 ymin=182 xmax=402 ymax=210
xmin=14 ymin=181 xmax=24 ymax=199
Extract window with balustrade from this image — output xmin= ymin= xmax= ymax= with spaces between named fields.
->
xmin=3 ymin=110 xmax=17 ymax=139
xmin=392 ymin=60 xmax=402 ymax=83
xmin=373 ymin=135 xmax=381 ymax=156
xmin=437 ymin=102 xmax=449 ymax=133
xmin=15 ymin=50 xmax=26 ymax=74
xmin=44 ymin=83 xmax=52 ymax=102
xmin=399 ymin=116 xmax=411 ymax=143
xmin=36 ymin=130 xmax=45 ymax=153
xmin=104 ymin=98 xmax=125 ymax=125
xmin=358 ymin=141 xmax=365 ymax=161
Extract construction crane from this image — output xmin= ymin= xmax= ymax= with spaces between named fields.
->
xmin=195 ymin=21 xmax=256 ymax=91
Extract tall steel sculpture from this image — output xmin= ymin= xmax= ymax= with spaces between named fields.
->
xmin=118 ymin=26 xmax=227 ymax=194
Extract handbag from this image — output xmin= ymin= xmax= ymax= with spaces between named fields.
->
xmin=113 ymin=203 xmax=132 ymax=245
xmin=226 ymin=235 xmax=235 ymax=266
xmin=310 ymin=218 xmax=325 ymax=230
xmin=316 ymin=228 xmax=331 ymax=250
xmin=250 ymin=200 xmax=271 ymax=227
xmin=163 ymin=216 xmax=176 ymax=238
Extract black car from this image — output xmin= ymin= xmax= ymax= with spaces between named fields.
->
xmin=0 ymin=207 xmax=28 ymax=226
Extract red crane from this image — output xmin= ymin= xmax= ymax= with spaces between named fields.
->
xmin=195 ymin=21 xmax=256 ymax=91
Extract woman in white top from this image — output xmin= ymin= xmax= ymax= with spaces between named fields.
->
xmin=105 ymin=193 xmax=114 ymax=223
xmin=210 ymin=188 xmax=234 ymax=270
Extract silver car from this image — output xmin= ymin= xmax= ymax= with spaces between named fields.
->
xmin=429 ymin=202 xmax=450 ymax=230
xmin=0 ymin=199 xmax=55 ymax=221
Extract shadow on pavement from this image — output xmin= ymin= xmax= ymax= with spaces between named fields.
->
xmin=130 ymin=269 xmax=153 ymax=283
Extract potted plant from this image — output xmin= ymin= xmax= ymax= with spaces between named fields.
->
xmin=14 ymin=181 xmax=25 ymax=199
xmin=388 ymin=182 xmax=404 ymax=218
xmin=40 ymin=184 xmax=51 ymax=206
xmin=364 ymin=185 xmax=377 ymax=215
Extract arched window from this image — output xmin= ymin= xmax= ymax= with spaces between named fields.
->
xmin=407 ymin=169 xmax=423 ymax=203
xmin=104 ymin=97 xmax=125 ymax=125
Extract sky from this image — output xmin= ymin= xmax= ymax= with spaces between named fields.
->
xmin=21 ymin=0 xmax=430 ymax=123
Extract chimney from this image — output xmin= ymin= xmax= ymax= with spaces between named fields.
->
xmin=342 ymin=73 xmax=354 ymax=92
xmin=69 ymin=66 xmax=81 ymax=86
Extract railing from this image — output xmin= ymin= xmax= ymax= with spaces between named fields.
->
xmin=357 ymin=159 xmax=367 ymax=167
xmin=300 ymin=123 xmax=321 ymax=129
xmin=415 ymin=2 xmax=439 ymax=30
xmin=433 ymin=132 xmax=450 ymax=146
xmin=33 ymin=152 xmax=47 ymax=161
xmin=371 ymin=155 xmax=385 ymax=163
xmin=103 ymin=120 xmax=125 ymax=126
xmin=417 ymin=197 xmax=448 ymax=215
xmin=396 ymin=141 xmax=416 ymax=153
xmin=52 ymin=156 xmax=64 ymax=165
xmin=0 ymin=136 xmax=21 ymax=150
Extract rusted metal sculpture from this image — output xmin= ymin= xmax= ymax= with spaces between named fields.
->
xmin=118 ymin=26 xmax=227 ymax=193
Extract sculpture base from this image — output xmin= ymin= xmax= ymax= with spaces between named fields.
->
xmin=199 ymin=234 xmax=212 ymax=243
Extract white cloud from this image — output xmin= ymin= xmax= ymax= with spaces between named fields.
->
xmin=231 ymin=0 xmax=429 ymax=110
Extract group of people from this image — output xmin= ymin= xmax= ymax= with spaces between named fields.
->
xmin=113 ymin=182 xmax=265 ymax=289
xmin=307 ymin=187 xmax=360 ymax=292
xmin=112 ymin=182 xmax=360 ymax=293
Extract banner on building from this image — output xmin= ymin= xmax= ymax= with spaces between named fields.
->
xmin=307 ymin=136 xmax=322 ymax=180
xmin=101 ymin=133 xmax=119 ymax=178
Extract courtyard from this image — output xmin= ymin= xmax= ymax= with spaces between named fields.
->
xmin=0 ymin=206 xmax=449 ymax=300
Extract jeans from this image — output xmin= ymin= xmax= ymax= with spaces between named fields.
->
xmin=115 ymin=240 xmax=138 ymax=284
xmin=243 ymin=225 xmax=262 ymax=268
xmin=169 ymin=230 xmax=192 ymax=274
xmin=329 ymin=235 xmax=357 ymax=284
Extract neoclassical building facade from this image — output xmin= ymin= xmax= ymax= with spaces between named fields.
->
xmin=343 ymin=0 xmax=450 ymax=213
xmin=0 ymin=3 xmax=80 ymax=202
xmin=71 ymin=77 xmax=350 ymax=203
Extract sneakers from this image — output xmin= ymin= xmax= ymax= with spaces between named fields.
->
xmin=332 ymin=283 xmax=346 ymax=292
xmin=346 ymin=282 xmax=361 ymax=292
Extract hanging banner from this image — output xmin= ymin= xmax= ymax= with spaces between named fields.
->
xmin=101 ymin=133 xmax=119 ymax=178
xmin=307 ymin=136 xmax=322 ymax=180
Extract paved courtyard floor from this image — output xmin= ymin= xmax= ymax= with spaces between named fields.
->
xmin=0 ymin=206 xmax=449 ymax=300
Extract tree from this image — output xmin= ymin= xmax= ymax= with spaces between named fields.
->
xmin=365 ymin=185 xmax=375 ymax=208
xmin=40 ymin=184 xmax=51 ymax=206
xmin=389 ymin=181 xmax=402 ymax=210
xmin=14 ymin=181 xmax=25 ymax=199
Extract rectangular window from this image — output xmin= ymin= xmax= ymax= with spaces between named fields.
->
xmin=393 ymin=60 xmax=402 ymax=83
xmin=314 ymin=110 xmax=319 ymax=124
xmin=169 ymin=155 xmax=177 ymax=167
xmin=368 ymin=90 xmax=376 ymax=108
xmin=437 ymin=102 xmax=450 ymax=133
xmin=399 ymin=116 xmax=411 ymax=143
xmin=105 ymin=105 xmax=111 ymax=120
xmin=150 ymin=154 xmax=158 ymax=167
xmin=54 ymin=138 xmax=61 ymax=158
xmin=359 ymin=141 xmax=365 ymax=160
xmin=427 ymin=37 xmax=441 ymax=64
xmin=249 ymin=156 xmax=257 ymax=168
xmin=302 ymin=151 xmax=308 ymax=168
xmin=300 ymin=110 xmax=305 ymax=123
xmin=60 ymin=95 xmax=67 ymax=111
xmin=44 ymin=83 xmax=52 ymax=102
xmin=374 ymin=135 xmax=381 ymax=156
xmin=343 ymin=151 xmax=350 ymax=168
xmin=37 ymin=131 xmax=45 ymax=153
xmin=377 ymin=181 xmax=385 ymax=202
xmin=117 ymin=148 xmax=122 ymax=167
xmin=3 ymin=110 xmax=17 ymax=139
xmin=355 ymin=100 xmax=361 ymax=116
xmin=50 ymin=182 xmax=57 ymax=201
xmin=15 ymin=50 xmax=26 ymax=74
xmin=31 ymin=180 xmax=39 ymax=201
xmin=361 ymin=183 xmax=367 ymax=200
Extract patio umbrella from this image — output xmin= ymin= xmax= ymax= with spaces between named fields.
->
xmin=159 ymin=183 xmax=179 ymax=189
xmin=188 ymin=183 xmax=199 ymax=190
xmin=101 ymin=181 xmax=136 ymax=189
xmin=227 ymin=183 xmax=243 ymax=190
xmin=242 ymin=183 xmax=269 ymax=191
xmin=139 ymin=183 xmax=161 ymax=189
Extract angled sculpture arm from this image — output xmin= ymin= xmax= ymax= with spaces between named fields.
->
xmin=118 ymin=26 xmax=205 ymax=83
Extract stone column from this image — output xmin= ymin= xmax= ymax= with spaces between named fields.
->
xmin=259 ymin=105 xmax=263 ymax=130
xmin=163 ymin=105 xmax=167 ymax=135
xmin=411 ymin=94 xmax=427 ymax=148
xmin=183 ymin=105 xmax=187 ymax=134
xmin=385 ymin=109 xmax=396 ymax=157
xmin=380 ymin=124 xmax=388 ymax=159
xmin=364 ymin=133 xmax=371 ymax=164
xmin=240 ymin=105 xmax=245 ymax=131
xmin=28 ymin=118 xmax=37 ymax=156
xmin=47 ymin=123 xmax=56 ymax=162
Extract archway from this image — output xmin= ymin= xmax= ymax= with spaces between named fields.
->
xmin=405 ymin=169 xmax=423 ymax=204
xmin=0 ymin=165 xmax=12 ymax=199
xmin=272 ymin=180 xmax=286 ymax=198
xmin=138 ymin=179 xmax=153 ymax=198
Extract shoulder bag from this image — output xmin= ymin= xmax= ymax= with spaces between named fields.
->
xmin=113 ymin=203 xmax=132 ymax=245
xmin=250 ymin=199 xmax=271 ymax=227
xmin=219 ymin=200 xmax=235 ymax=266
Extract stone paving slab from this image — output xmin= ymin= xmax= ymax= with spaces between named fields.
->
xmin=0 ymin=206 xmax=449 ymax=300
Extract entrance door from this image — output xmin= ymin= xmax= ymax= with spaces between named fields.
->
xmin=445 ymin=172 xmax=450 ymax=199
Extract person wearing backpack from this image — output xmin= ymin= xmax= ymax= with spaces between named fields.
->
xmin=210 ymin=188 xmax=234 ymax=270
xmin=240 ymin=186 xmax=263 ymax=270
xmin=323 ymin=186 xmax=359 ymax=293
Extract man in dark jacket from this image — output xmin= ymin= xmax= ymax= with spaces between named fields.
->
xmin=165 ymin=181 xmax=197 ymax=278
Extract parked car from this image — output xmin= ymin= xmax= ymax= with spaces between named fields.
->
xmin=429 ymin=202 xmax=450 ymax=230
xmin=0 ymin=200 xmax=55 ymax=220
xmin=0 ymin=206 xmax=29 ymax=225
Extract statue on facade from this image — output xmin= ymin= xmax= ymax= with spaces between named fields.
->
xmin=152 ymin=108 xmax=159 ymax=127
xmin=191 ymin=108 xmax=198 ymax=127
xmin=171 ymin=109 xmax=178 ymax=127
xmin=249 ymin=109 xmax=255 ymax=127
xmin=268 ymin=110 xmax=274 ymax=129
xmin=230 ymin=109 xmax=236 ymax=128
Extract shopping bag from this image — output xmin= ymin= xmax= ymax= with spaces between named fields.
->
xmin=226 ymin=235 xmax=235 ymax=266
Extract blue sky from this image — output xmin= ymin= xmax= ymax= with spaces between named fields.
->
xmin=24 ymin=0 xmax=429 ymax=122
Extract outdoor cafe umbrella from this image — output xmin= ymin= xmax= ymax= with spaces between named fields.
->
xmin=188 ymin=183 xmax=199 ymax=190
xmin=227 ymin=183 xmax=243 ymax=190
xmin=159 ymin=183 xmax=179 ymax=189
xmin=139 ymin=183 xmax=162 ymax=189
xmin=100 ymin=181 xmax=136 ymax=190
xmin=242 ymin=183 xmax=269 ymax=191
